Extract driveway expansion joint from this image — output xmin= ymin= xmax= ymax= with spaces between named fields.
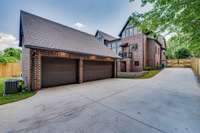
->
xmin=79 ymin=93 xmax=168 ymax=133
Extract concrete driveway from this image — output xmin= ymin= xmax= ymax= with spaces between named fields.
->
xmin=1 ymin=68 xmax=200 ymax=133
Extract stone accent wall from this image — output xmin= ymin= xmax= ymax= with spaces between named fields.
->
xmin=22 ymin=46 xmax=31 ymax=88
xmin=28 ymin=49 xmax=116 ymax=90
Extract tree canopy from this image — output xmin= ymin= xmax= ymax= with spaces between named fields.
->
xmin=174 ymin=47 xmax=191 ymax=59
xmin=0 ymin=48 xmax=22 ymax=63
xmin=129 ymin=0 xmax=200 ymax=57
xmin=4 ymin=48 xmax=21 ymax=60
xmin=166 ymin=34 xmax=190 ymax=59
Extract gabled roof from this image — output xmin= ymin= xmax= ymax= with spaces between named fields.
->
xmin=19 ymin=11 xmax=119 ymax=58
xmin=118 ymin=17 xmax=131 ymax=37
xmin=157 ymin=35 xmax=167 ymax=49
xmin=118 ymin=16 xmax=167 ymax=50
xmin=147 ymin=37 xmax=161 ymax=46
xmin=147 ymin=36 xmax=166 ymax=50
xmin=95 ymin=30 xmax=117 ymax=41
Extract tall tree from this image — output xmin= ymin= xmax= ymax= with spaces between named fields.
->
xmin=174 ymin=47 xmax=191 ymax=59
xmin=166 ymin=34 xmax=190 ymax=59
xmin=129 ymin=0 xmax=200 ymax=56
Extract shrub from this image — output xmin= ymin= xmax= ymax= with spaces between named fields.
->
xmin=156 ymin=64 xmax=162 ymax=69
xmin=0 ymin=55 xmax=18 ymax=63
xmin=0 ymin=55 xmax=8 ymax=63
xmin=174 ymin=48 xmax=191 ymax=59
xmin=144 ymin=66 xmax=154 ymax=71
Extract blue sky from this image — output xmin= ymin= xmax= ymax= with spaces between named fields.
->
xmin=0 ymin=0 xmax=151 ymax=50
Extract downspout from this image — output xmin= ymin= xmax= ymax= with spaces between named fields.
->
xmin=142 ymin=34 xmax=145 ymax=69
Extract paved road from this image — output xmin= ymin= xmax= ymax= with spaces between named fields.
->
xmin=0 ymin=68 xmax=200 ymax=133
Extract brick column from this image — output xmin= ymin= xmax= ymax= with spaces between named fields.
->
xmin=78 ymin=58 xmax=83 ymax=83
xmin=32 ymin=51 xmax=41 ymax=90
xmin=126 ymin=60 xmax=131 ymax=72
xmin=117 ymin=60 xmax=121 ymax=72
xmin=36 ymin=53 xmax=41 ymax=90
xmin=113 ymin=60 xmax=117 ymax=78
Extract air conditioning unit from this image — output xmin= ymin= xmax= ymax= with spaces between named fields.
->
xmin=4 ymin=79 xmax=21 ymax=95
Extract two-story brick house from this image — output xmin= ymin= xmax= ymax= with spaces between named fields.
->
xmin=95 ymin=18 xmax=167 ymax=72
xmin=95 ymin=30 xmax=122 ymax=56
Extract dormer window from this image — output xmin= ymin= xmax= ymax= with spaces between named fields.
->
xmin=130 ymin=28 xmax=133 ymax=36
xmin=122 ymin=27 xmax=134 ymax=38
xmin=122 ymin=32 xmax=125 ymax=38
xmin=96 ymin=33 xmax=104 ymax=43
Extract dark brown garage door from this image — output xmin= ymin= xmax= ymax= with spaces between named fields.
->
xmin=42 ymin=57 xmax=78 ymax=88
xmin=83 ymin=61 xmax=114 ymax=82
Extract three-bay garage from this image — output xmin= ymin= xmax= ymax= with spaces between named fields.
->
xmin=20 ymin=11 xmax=118 ymax=90
xmin=41 ymin=56 xmax=115 ymax=88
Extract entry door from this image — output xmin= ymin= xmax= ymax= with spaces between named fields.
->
xmin=120 ymin=61 xmax=126 ymax=72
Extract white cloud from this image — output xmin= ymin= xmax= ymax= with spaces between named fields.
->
xmin=74 ymin=22 xmax=86 ymax=28
xmin=0 ymin=33 xmax=19 ymax=51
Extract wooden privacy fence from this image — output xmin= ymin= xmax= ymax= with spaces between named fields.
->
xmin=191 ymin=58 xmax=200 ymax=77
xmin=0 ymin=63 xmax=21 ymax=77
xmin=167 ymin=59 xmax=191 ymax=67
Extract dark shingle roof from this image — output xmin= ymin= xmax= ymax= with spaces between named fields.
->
xmin=95 ymin=30 xmax=117 ymax=41
xmin=20 ymin=11 xmax=119 ymax=58
xmin=119 ymin=17 xmax=131 ymax=37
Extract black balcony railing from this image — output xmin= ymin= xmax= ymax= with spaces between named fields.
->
xmin=119 ymin=52 xmax=132 ymax=58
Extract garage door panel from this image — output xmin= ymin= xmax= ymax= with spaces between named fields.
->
xmin=83 ymin=61 xmax=114 ymax=82
xmin=42 ymin=57 xmax=78 ymax=88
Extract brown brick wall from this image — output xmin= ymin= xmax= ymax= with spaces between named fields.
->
xmin=119 ymin=34 xmax=165 ymax=72
xmin=78 ymin=58 xmax=83 ymax=83
xmin=121 ymin=34 xmax=146 ymax=72
xmin=146 ymin=39 xmax=161 ymax=68
xmin=31 ymin=50 xmax=41 ymax=90
xmin=117 ymin=60 xmax=121 ymax=72
xmin=25 ymin=49 xmax=117 ymax=90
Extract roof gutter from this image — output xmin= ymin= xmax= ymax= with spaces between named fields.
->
xmin=24 ymin=45 xmax=121 ymax=59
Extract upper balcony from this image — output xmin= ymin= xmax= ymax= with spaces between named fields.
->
xmin=119 ymin=52 xmax=132 ymax=59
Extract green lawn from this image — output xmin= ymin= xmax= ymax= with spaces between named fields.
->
xmin=138 ymin=70 xmax=161 ymax=79
xmin=117 ymin=70 xmax=161 ymax=79
xmin=0 ymin=77 xmax=36 ymax=105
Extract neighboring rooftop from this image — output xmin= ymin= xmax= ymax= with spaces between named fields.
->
xmin=95 ymin=30 xmax=118 ymax=41
xmin=19 ymin=11 xmax=119 ymax=58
